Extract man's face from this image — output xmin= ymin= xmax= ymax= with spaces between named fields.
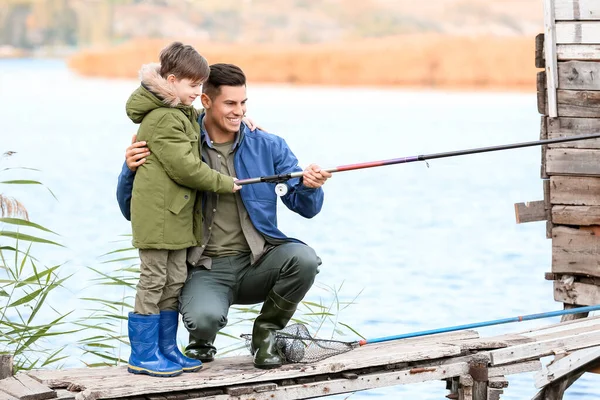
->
xmin=171 ymin=77 xmax=203 ymax=106
xmin=202 ymin=85 xmax=247 ymax=134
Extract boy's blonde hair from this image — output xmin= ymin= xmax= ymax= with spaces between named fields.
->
xmin=159 ymin=42 xmax=209 ymax=83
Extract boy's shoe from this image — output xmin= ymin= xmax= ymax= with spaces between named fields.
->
xmin=159 ymin=311 xmax=202 ymax=372
xmin=127 ymin=312 xmax=183 ymax=377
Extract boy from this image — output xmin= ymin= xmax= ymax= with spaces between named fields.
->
xmin=125 ymin=42 xmax=240 ymax=377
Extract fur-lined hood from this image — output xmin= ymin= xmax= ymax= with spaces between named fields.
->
xmin=126 ymin=63 xmax=190 ymax=124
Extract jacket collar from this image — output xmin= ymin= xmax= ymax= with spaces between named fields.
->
xmin=199 ymin=113 xmax=247 ymax=151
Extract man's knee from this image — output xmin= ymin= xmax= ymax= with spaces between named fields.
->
xmin=285 ymin=244 xmax=320 ymax=280
xmin=181 ymin=307 xmax=227 ymax=338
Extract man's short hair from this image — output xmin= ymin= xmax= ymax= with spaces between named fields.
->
xmin=203 ymin=63 xmax=246 ymax=99
xmin=159 ymin=41 xmax=209 ymax=83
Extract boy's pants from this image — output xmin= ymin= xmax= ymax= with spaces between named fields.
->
xmin=179 ymin=242 xmax=320 ymax=342
xmin=134 ymin=249 xmax=188 ymax=315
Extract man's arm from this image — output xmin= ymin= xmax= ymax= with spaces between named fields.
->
xmin=275 ymin=138 xmax=330 ymax=218
xmin=116 ymin=161 xmax=135 ymax=221
xmin=116 ymin=135 xmax=148 ymax=221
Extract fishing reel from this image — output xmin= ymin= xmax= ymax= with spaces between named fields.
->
xmin=275 ymin=183 xmax=289 ymax=196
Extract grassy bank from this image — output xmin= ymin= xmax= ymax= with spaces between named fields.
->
xmin=68 ymin=35 xmax=538 ymax=91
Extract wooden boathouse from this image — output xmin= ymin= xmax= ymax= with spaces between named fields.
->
xmin=3 ymin=1 xmax=600 ymax=399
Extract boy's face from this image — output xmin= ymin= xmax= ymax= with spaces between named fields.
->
xmin=202 ymin=85 xmax=247 ymax=135
xmin=170 ymin=76 xmax=203 ymax=106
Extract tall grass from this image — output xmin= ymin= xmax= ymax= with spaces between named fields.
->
xmin=0 ymin=151 xmax=78 ymax=372
xmin=78 ymin=243 xmax=363 ymax=365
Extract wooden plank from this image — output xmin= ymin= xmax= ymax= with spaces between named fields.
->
xmin=0 ymin=375 xmax=56 ymax=400
xmin=558 ymin=44 xmax=600 ymax=60
xmin=552 ymin=205 xmax=600 ymax=224
xmin=535 ymin=346 xmax=600 ymax=388
xmin=514 ymin=201 xmax=546 ymax=223
xmin=53 ymin=391 xmax=75 ymax=400
xmin=0 ymin=355 xmax=12 ymax=380
xmin=42 ymin=343 xmax=465 ymax=399
xmin=532 ymin=324 xmax=600 ymax=342
xmin=555 ymin=0 xmax=600 ymax=20
xmin=455 ymin=340 xmax=508 ymax=352
xmin=538 ymin=70 xmax=548 ymax=115
xmin=550 ymin=176 xmax=600 ymax=205
xmin=488 ymin=360 xmax=542 ymax=377
xmin=555 ymin=280 xmax=600 ymax=305
xmin=536 ymin=33 xmax=546 ymax=68
xmin=557 ymin=90 xmax=600 ymax=117
xmin=558 ymin=61 xmax=600 ymax=89
xmin=544 ymin=179 xmax=553 ymax=238
xmin=179 ymin=363 xmax=473 ymax=400
xmin=552 ymin=225 xmax=600 ymax=277
xmin=556 ymin=22 xmax=600 ymax=44
xmin=490 ymin=329 xmax=600 ymax=365
xmin=517 ymin=315 xmax=600 ymax=337
xmin=541 ymin=116 xmax=549 ymax=178
xmin=545 ymin=0 xmax=559 ymax=117
xmin=547 ymin=117 xmax=600 ymax=149
xmin=487 ymin=388 xmax=504 ymax=400
xmin=546 ymin=148 xmax=600 ymax=176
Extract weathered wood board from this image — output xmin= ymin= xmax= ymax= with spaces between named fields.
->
xmin=490 ymin=329 xmax=600 ymax=365
xmin=556 ymin=22 xmax=600 ymax=44
xmin=559 ymin=61 xmax=600 ymax=90
xmin=546 ymin=148 xmax=600 ymax=176
xmin=555 ymin=0 xmax=600 ymax=20
xmin=0 ymin=374 xmax=56 ymax=400
xmin=555 ymin=280 xmax=600 ymax=305
xmin=552 ymin=205 xmax=600 ymax=225
xmin=549 ymin=176 xmax=600 ymax=205
xmin=547 ymin=117 xmax=600 ymax=149
xmin=557 ymin=90 xmax=600 ymax=118
xmin=552 ymin=226 xmax=600 ymax=277
xmin=534 ymin=346 xmax=600 ymax=388
xmin=514 ymin=201 xmax=546 ymax=223
xmin=558 ymin=44 xmax=600 ymax=60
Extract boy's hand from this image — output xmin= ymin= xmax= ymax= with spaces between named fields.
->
xmin=233 ymin=183 xmax=242 ymax=192
xmin=126 ymin=134 xmax=151 ymax=172
xmin=242 ymin=116 xmax=266 ymax=132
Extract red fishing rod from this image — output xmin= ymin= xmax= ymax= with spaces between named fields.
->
xmin=234 ymin=133 xmax=600 ymax=195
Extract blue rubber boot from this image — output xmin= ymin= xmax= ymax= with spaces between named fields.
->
xmin=159 ymin=311 xmax=202 ymax=372
xmin=127 ymin=312 xmax=183 ymax=377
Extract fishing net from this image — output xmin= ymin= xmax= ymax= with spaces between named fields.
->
xmin=241 ymin=323 xmax=359 ymax=363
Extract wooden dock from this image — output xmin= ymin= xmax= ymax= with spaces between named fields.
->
xmin=2 ymin=316 xmax=600 ymax=400
xmin=3 ymin=1 xmax=600 ymax=400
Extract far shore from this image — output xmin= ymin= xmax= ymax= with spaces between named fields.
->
xmin=63 ymin=35 xmax=539 ymax=92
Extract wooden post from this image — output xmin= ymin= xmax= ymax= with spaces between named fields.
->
xmin=561 ymin=303 xmax=589 ymax=322
xmin=0 ymin=354 xmax=13 ymax=379
xmin=543 ymin=0 xmax=559 ymax=117
xmin=469 ymin=356 xmax=489 ymax=400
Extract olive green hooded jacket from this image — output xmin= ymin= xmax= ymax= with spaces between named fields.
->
xmin=126 ymin=63 xmax=234 ymax=250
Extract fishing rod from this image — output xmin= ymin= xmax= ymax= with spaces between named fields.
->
xmin=359 ymin=303 xmax=600 ymax=345
xmin=243 ymin=304 xmax=600 ymax=363
xmin=234 ymin=132 xmax=600 ymax=196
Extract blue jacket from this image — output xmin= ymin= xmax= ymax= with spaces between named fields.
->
xmin=116 ymin=121 xmax=324 ymax=241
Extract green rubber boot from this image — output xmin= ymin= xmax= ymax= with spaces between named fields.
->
xmin=251 ymin=291 xmax=298 ymax=369
xmin=185 ymin=334 xmax=217 ymax=362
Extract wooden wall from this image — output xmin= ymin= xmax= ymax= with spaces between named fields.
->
xmin=532 ymin=0 xmax=600 ymax=307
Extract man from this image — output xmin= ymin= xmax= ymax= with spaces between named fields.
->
xmin=117 ymin=63 xmax=331 ymax=369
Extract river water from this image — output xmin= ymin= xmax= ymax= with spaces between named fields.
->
xmin=1 ymin=59 xmax=599 ymax=399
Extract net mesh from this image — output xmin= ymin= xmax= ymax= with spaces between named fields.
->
xmin=241 ymin=323 xmax=358 ymax=363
